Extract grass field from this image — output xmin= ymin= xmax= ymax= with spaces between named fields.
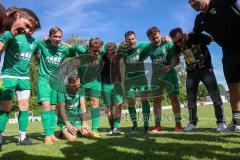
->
xmin=0 ymin=103 xmax=239 ymax=160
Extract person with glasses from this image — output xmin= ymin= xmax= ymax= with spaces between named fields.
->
xmin=169 ymin=27 xmax=226 ymax=132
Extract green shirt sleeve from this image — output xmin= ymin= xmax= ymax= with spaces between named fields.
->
xmin=71 ymin=45 xmax=87 ymax=55
xmin=0 ymin=31 xmax=14 ymax=45
xmin=32 ymin=40 xmax=41 ymax=55
xmin=57 ymin=92 xmax=66 ymax=102
xmin=139 ymin=42 xmax=150 ymax=61
xmin=166 ymin=41 xmax=178 ymax=65
xmin=168 ymin=41 xmax=177 ymax=57
xmin=61 ymin=44 xmax=76 ymax=58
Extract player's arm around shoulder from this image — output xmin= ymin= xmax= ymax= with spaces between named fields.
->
xmin=0 ymin=31 xmax=14 ymax=54
xmin=164 ymin=41 xmax=180 ymax=72
xmin=139 ymin=41 xmax=151 ymax=61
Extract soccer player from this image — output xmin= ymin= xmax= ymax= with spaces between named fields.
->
xmin=169 ymin=27 xmax=226 ymax=131
xmin=144 ymin=26 xmax=182 ymax=132
xmin=0 ymin=6 xmax=25 ymax=90
xmin=0 ymin=8 xmax=40 ymax=146
xmin=37 ymin=27 xmax=75 ymax=144
xmin=101 ymin=42 xmax=124 ymax=135
xmin=57 ymin=74 xmax=93 ymax=141
xmin=188 ymin=0 xmax=240 ymax=132
xmin=118 ymin=31 xmax=150 ymax=133
xmin=70 ymin=38 xmax=106 ymax=137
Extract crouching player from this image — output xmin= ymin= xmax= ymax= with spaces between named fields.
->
xmin=57 ymin=74 xmax=93 ymax=141
xmin=101 ymin=42 xmax=124 ymax=135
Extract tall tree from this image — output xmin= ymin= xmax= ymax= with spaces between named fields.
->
xmin=198 ymin=84 xmax=208 ymax=100
xmin=176 ymin=60 xmax=187 ymax=103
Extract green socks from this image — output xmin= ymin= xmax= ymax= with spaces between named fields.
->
xmin=108 ymin=118 xmax=114 ymax=129
xmin=18 ymin=110 xmax=29 ymax=131
xmin=128 ymin=106 xmax=137 ymax=126
xmin=142 ymin=101 xmax=150 ymax=129
xmin=113 ymin=118 xmax=120 ymax=129
xmin=50 ymin=110 xmax=56 ymax=135
xmin=41 ymin=110 xmax=52 ymax=136
xmin=175 ymin=115 xmax=181 ymax=124
xmin=0 ymin=110 xmax=9 ymax=133
xmin=91 ymin=108 xmax=100 ymax=131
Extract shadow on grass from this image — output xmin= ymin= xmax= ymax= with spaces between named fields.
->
xmin=1 ymin=128 xmax=240 ymax=160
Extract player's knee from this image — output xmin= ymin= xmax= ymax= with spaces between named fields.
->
xmin=18 ymin=100 xmax=29 ymax=111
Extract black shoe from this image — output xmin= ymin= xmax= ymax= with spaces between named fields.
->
xmin=130 ymin=126 xmax=138 ymax=134
xmin=223 ymin=123 xmax=240 ymax=133
xmin=17 ymin=138 xmax=32 ymax=146
xmin=144 ymin=126 xmax=149 ymax=134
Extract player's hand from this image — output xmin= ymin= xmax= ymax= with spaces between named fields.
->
xmin=65 ymin=121 xmax=77 ymax=135
xmin=161 ymin=36 xmax=171 ymax=43
xmin=79 ymin=124 xmax=93 ymax=136
xmin=43 ymin=36 xmax=49 ymax=42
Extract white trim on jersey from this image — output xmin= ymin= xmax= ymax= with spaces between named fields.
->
xmin=0 ymin=75 xmax=30 ymax=79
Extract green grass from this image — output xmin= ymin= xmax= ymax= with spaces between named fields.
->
xmin=0 ymin=103 xmax=240 ymax=160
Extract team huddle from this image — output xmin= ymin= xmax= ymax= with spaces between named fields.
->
xmin=0 ymin=0 xmax=240 ymax=147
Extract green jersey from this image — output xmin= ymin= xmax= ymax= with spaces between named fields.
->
xmin=144 ymin=41 xmax=178 ymax=78
xmin=37 ymin=41 xmax=74 ymax=79
xmin=72 ymin=45 xmax=105 ymax=84
xmin=0 ymin=31 xmax=37 ymax=78
xmin=117 ymin=42 xmax=148 ymax=79
xmin=58 ymin=90 xmax=82 ymax=121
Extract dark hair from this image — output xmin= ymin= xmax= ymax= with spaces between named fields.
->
xmin=106 ymin=42 xmax=117 ymax=52
xmin=6 ymin=6 xmax=19 ymax=16
xmin=146 ymin=26 xmax=160 ymax=38
xmin=68 ymin=74 xmax=79 ymax=85
xmin=49 ymin=26 xmax=62 ymax=37
xmin=124 ymin=31 xmax=135 ymax=39
xmin=19 ymin=8 xmax=41 ymax=29
xmin=89 ymin=37 xmax=103 ymax=48
xmin=169 ymin=27 xmax=183 ymax=38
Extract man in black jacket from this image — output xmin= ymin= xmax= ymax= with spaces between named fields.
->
xmin=188 ymin=0 xmax=240 ymax=132
xmin=169 ymin=27 xmax=226 ymax=132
